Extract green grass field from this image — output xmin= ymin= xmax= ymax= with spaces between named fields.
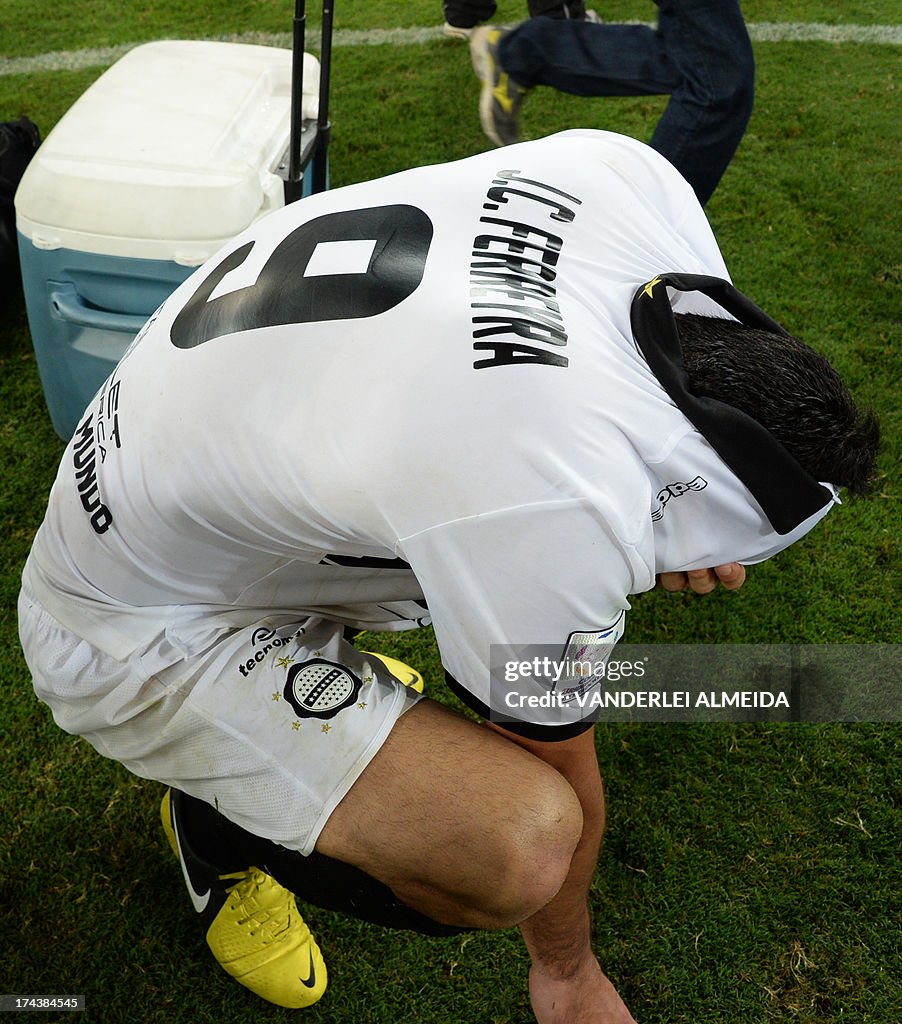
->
xmin=1 ymin=2 xmax=900 ymax=1022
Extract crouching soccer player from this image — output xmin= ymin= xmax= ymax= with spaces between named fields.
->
xmin=18 ymin=130 xmax=878 ymax=1023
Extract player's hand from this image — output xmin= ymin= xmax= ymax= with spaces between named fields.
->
xmin=657 ymin=562 xmax=746 ymax=594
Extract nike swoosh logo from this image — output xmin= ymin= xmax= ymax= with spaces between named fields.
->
xmin=300 ymin=950 xmax=317 ymax=989
xmin=172 ymin=802 xmax=211 ymax=914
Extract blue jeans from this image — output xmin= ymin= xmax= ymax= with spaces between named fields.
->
xmin=498 ymin=0 xmax=755 ymax=204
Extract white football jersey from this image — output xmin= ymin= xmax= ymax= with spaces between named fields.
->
xmin=24 ymin=130 xmax=836 ymax=723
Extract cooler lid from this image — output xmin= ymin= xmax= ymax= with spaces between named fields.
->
xmin=15 ymin=40 xmax=320 ymax=264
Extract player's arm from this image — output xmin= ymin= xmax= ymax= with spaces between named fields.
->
xmin=658 ymin=561 xmax=746 ymax=593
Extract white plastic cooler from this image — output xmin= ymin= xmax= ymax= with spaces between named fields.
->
xmin=16 ymin=39 xmax=321 ymax=439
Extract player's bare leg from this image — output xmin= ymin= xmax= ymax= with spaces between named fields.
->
xmin=316 ymin=699 xmax=585 ymax=930
xmin=495 ymin=725 xmax=637 ymax=1024
xmin=319 ymin=700 xmax=635 ymax=1022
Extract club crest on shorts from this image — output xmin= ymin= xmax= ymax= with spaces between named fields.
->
xmin=284 ymin=659 xmax=363 ymax=720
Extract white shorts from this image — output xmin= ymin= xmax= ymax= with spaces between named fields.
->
xmin=18 ymin=587 xmax=423 ymax=855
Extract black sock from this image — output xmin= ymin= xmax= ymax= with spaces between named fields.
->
xmin=178 ymin=791 xmax=470 ymax=937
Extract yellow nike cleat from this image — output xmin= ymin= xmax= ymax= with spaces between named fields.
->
xmin=362 ymin=651 xmax=425 ymax=693
xmin=160 ymin=789 xmax=327 ymax=1009
xmin=470 ymin=26 xmax=530 ymax=147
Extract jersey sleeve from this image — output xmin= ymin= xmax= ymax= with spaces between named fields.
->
xmin=400 ymin=499 xmax=645 ymax=738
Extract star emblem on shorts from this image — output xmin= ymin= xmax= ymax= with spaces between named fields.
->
xmin=321 ymin=723 xmax=331 ymax=734
xmin=276 ymin=655 xmax=294 ymax=669
xmin=272 ymin=692 xmax=280 ymax=702
xmin=291 ymin=721 xmax=300 ymax=731
xmin=357 ymin=701 xmax=368 ymax=709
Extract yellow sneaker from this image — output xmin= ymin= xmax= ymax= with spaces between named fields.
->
xmin=470 ymin=26 xmax=529 ymax=147
xmin=362 ymin=651 xmax=425 ymax=693
xmin=160 ymin=789 xmax=327 ymax=1009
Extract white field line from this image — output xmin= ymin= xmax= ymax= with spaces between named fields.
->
xmin=0 ymin=22 xmax=899 ymax=77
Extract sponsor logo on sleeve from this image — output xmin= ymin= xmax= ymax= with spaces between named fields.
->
xmin=556 ymin=612 xmax=627 ymax=701
xmin=651 ymin=476 xmax=708 ymax=522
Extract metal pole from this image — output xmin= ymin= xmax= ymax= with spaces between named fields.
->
xmin=311 ymin=1 xmax=333 ymax=194
xmin=285 ymin=0 xmax=306 ymax=203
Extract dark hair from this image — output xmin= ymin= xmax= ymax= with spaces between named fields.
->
xmin=675 ymin=314 xmax=880 ymax=496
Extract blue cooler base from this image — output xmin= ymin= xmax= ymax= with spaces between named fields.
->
xmin=20 ymin=156 xmax=327 ymax=441
xmin=18 ymin=236 xmax=195 ymax=440
xmin=18 ymin=170 xmax=327 ymax=440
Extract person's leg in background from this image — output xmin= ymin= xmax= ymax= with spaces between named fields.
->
xmin=444 ymin=0 xmax=597 ymax=40
xmin=646 ymin=0 xmax=754 ymax=204
xmin=528 ymin=0 xmax=594 ymax=20
xmin=444 ymin=0 xmax=498 ymax=39
xmin=478 ymin=0 xmax=754 ymax=203
xmin=474 ymin=12 xmax=679 ymax=149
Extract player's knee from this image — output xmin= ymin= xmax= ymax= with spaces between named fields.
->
xmin=389 ymin=766 xmax=583 ymax=932
xmin=481 ymin=771 xmax=584 ymax=928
